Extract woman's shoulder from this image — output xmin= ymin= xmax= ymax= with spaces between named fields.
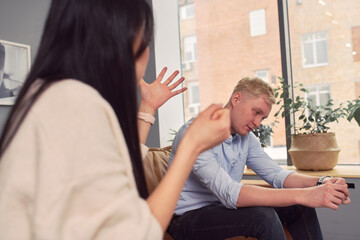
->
xmin=42 ymin=79 xmax=102 ymax=102
xmin=33 ymin=79 xmax=110 ymax=115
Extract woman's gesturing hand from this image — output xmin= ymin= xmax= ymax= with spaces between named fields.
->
xmin=139 ymin=67 xmax=187 ymax=113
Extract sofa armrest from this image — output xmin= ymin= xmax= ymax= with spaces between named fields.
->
xmin=143 ymin=146 xmax=172 ymax=194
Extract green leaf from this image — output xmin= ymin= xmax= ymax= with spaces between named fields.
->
xmin=354 ymin=106 xmax=360 ymax=126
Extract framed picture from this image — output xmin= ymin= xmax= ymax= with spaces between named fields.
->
xmin=0 ymin=40 xmax=31 ymax=105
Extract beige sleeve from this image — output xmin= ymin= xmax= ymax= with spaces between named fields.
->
xmin=141 ymin=144 xmax=149 ymax=160
xmin=0 ymin=81 xmax=162 ymax=240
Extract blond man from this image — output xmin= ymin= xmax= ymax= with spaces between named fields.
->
xmin=167 ymin=77 xmax=350 ymax=240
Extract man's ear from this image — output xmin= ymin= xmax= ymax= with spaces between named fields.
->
xmin=231 ymin=92 xmax=242 ymax=106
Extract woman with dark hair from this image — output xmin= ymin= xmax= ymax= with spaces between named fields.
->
xmin=0 ymin=0 xmax=230 ymax=239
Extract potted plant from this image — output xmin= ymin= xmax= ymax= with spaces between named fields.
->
xmin=345 ymin=98 xmax=360 ymax=126
xmin=273 ymin=77 xmax=355 ymax=170
xmin=252 ymin=123 xmax=273 ymax=148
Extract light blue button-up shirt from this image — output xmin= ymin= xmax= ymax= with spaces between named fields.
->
xmin=168 ymin=118 xmax=295 ymax=215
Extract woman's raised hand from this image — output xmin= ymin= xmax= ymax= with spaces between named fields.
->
xmin=139 ymin=67 xmax=187 ymax=113
xmin=184 ymin=104 xmax=231 ymax=154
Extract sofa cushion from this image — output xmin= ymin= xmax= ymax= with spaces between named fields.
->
xmin=143 ymin=146 xmax=172 ymax=194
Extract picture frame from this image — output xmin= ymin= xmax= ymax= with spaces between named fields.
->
xmin=0 ymin=39 xmax=31 ymax=105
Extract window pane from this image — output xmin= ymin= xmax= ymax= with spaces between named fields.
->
xmin=178 ymin=0 xmax=286 ymax=164
xmin=289 ymin=1 xmax=360 ymax=164
xmin=307 ymin=94 xmax=317 ymax=108
xmin=180 ymin=4 xmax=195 ymax=19
xmin=303 ymin=42 xmax=314 ymax=65
xmin=249 ymin=9 xmax=266 ymax=37
xmin=316 ymin=40 xmax=328 ymax=64
xmin=255 ymin=70 xmax=269 ymax=82
xmin=183 ymin=35 xmax=197 ymax=62
xmin=319 ymin=92 xmax=330 ymax=106
xmin=189 ymin=84 xmax=199 ymax=103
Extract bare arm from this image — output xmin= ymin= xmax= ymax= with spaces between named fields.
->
xmin=283 ymin=172 xmax=350 ymax=201
xmin=283 ymin=172 xmax=319 ymax=188
xmin=147 ymin=105 xmax=230 ymax=231
xmin=236 ymin=183 xmax=350 ymax=210
xmin=283 ymin=171 xmax=350 ymax=189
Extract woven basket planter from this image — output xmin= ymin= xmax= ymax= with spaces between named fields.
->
xmin=288 ymin=132 xmax=340 ymax=170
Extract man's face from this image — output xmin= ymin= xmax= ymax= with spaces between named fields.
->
xmin=229 ymin=91 xmax=272 ymax=136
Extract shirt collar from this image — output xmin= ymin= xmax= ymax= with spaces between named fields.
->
xmin=224 ymin=133 xmax=239 ymax=144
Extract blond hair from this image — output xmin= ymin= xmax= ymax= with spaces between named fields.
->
xmin=231 ymin=77 xmax=275 ymax=105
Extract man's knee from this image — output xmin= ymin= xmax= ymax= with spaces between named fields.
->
xmin=249 ymin=207 xmax=286 ymax=239
xmin=252 ymin=207 xmax=282 ymax=225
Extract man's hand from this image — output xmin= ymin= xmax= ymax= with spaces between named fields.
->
xmin=322 ymin=176 xmax=346 ymax=185
xmin=299 ymin=183 xmax=351 ymax=210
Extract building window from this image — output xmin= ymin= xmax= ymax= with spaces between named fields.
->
xmin=302 ymin=32 xmax=328 ymax=67
xmin=188 ymin=81 xmax=200 ymax=115
xmin=305 ymin=84 xmax=331 ymax=108
xmin=249 ymin=9 xmax=266 ymax=37
xmin=180 ymin=4 xmax=195 ymax=20
xmin=183 ymin=35 xmax=197 ymax=62
xmin=254 ymin=70 xmax=269 ymax=82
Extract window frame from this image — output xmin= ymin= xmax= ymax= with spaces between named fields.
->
xmin=249 ymin=8 xmax=267 ymax=37
xmin=254 ymin=70 xmax=269 ymax=82
xmin=305 ymin=84 xmax=331 ymax=107
xmin=152 ymin=0 xmax=185 ymax=147
xmin=179 ymin=3 xmax=195 ymax=20
xmin=301 ymin=31 xmax=329 ymax=68
xmin=187 ymin=81 xmax=200 ymax=115
xmin=153 ymin=0 xmax=359 ymax=165
xmin=182 ymin=35 xmax=197 ymax=63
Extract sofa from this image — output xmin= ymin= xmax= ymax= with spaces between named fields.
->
xmin=143 ymin=146 xmax=292 ymax=240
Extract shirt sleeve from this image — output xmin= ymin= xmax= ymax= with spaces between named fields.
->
xmin=169 ymin=119 xmax=242 ymax=209
xmin=192 ymin=150 xmax=243 ymax=209
xmin=246 ymin=133 xmax=295 ymax=188
xmin=141 ymin=144 xmax=149 ymax=160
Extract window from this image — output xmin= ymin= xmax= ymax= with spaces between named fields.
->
xmin=155 ymin=0 xmax=360 ymax=165
xmin=305 ymin=85 xmax=331 ymax=108
xmin=249 ymin=9 xmax=266 ymax=37
xmin=289 ymin=1 xmax=360 ymax=164
xmin=254 ymin=70 xmax=269 ymax=82
xmin=183 ymin=35 xmax=197 ymax=62
xmin=177 ymin=1 xmax=285 ymax=163
xmin=179 ymin=3 xmax=195 ymax=20
xmin=301 ymin=32 xmax=328 ymax=67
xmin=187 ymin=81 xmax=200 ymax=115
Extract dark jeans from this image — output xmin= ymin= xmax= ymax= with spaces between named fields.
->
xmin=168 ymin=204 xmax=323 ymax=240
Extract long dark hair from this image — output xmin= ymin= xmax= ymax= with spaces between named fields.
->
xmin=0 ymin=0 xmax=153 ymax=199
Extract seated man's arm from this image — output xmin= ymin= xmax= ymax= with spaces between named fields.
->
xmin=236 ymin=183 xmax=350 ymax=210
xmin=283 ymin=172 xmax=348 ymax=188
xmin=239 ymin=133 xmax=350 ymax=209
xmin=283 ymin=172 xmax=320 ymax=188
xmin=193 ymin=149 xmax=243 ymax=209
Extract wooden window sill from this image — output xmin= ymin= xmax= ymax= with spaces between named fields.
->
xmin=242 ymin=165 xmax=360 ymax=188
xmin=243 ymin=165 xmax=360 ymax=178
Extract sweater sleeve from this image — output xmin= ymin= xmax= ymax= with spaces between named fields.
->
xmin=0 ymin=80 xmax=162 ymax=240
xmin=141 ymin=144 xmax=149 ymax=160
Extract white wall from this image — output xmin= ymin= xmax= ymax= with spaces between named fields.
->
xmin=152 ymin=0 xmax=185 ymax=147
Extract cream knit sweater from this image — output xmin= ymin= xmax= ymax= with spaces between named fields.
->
xmin=0 ymin=80 xmax=162 ymax=240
